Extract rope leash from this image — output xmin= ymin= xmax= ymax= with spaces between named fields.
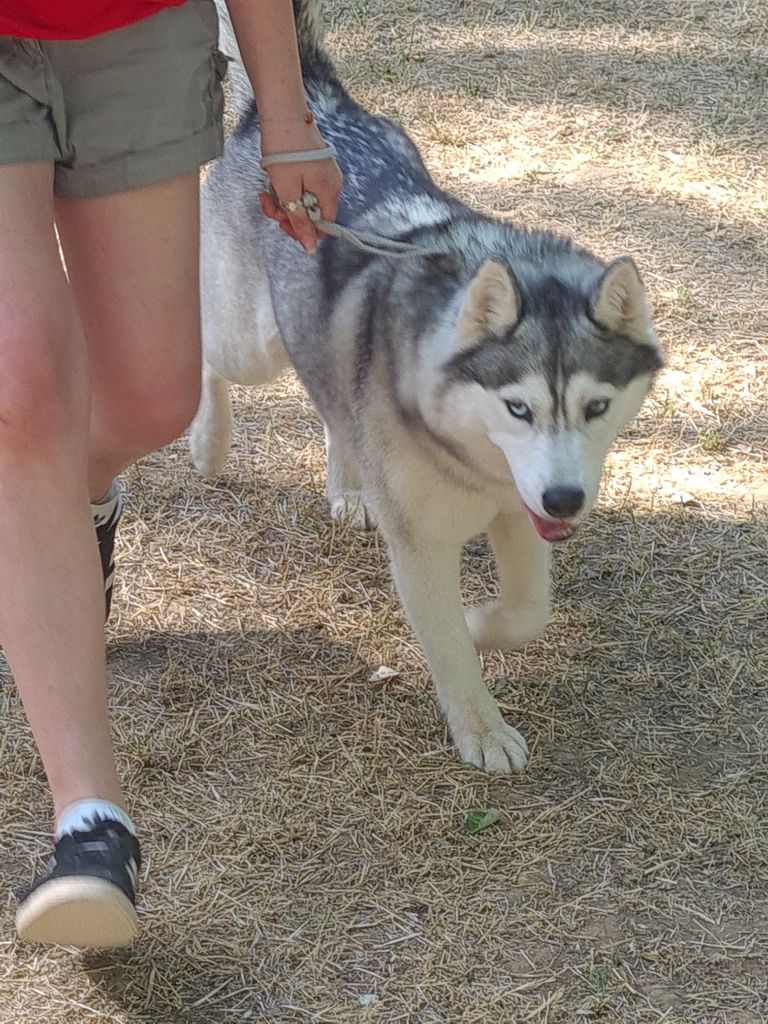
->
xmin=298 ymin=192 xmax=437 ymax=258
xmin=261 ymin=145 xmax=438 ymax=258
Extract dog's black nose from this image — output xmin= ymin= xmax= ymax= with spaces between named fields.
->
xmin=542 ymin=486 xmax=585 ymax=518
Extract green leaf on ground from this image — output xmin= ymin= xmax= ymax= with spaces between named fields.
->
xmin=463 ymin=808 xmax=501 ymax=834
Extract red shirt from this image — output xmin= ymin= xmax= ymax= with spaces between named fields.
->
xmin=0 ymin=1 xmax=186 ymax=40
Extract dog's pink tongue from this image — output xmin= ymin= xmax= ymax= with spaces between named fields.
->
xmin=524 ymin=506 xmax=577 ymax=542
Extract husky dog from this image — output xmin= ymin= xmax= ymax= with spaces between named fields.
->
xmin=191 ymin=0 xmax=663 ymax=772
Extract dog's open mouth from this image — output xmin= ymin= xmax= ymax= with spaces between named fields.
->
xmin=524 ymin=505 xmax=578 ymax=542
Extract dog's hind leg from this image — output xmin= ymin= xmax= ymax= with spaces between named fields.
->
xmin=190 ymin=364 xmax=234 ymax=477
xmin=325 ymin=426 xmax=376 ymax=530
xmin=191 ymin=321 xmax=290 ymax=477
xmin=466 ymin=511 xmax=551 ymax=651
xmin=388 ymin=536 xmax=527 ymax=773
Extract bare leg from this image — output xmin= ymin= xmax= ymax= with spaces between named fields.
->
xmin=0 ymin=163 xmax=121 ymax=814
xmin=466 ymin=512 xmax=552 ymax=651
xmin=55 ymin=173 xmax=202 ymax=499
xmin=0 ymin=170 xmax=203 ymax=824
xmin=5 ymin=172 xmax=203 ymax=948
xmin=388 ymin=536 xmax=527 ymax=773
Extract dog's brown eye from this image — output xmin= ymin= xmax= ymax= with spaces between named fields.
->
xmin=506 ymin=400 xmax=532 ymax=422
xmin=586 ymin=398 xmax=610 ymax=420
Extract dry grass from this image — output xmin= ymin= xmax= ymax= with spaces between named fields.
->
xmin=1 ymin=1 xmax=767 ymax=1021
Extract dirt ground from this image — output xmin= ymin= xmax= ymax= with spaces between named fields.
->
xmin=1 ymin=1 xmax=766 ymax=1021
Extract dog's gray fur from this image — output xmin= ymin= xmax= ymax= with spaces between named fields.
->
xmin=192 ymin=0 xmax=664 ymax=772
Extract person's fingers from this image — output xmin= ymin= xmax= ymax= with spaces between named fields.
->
xmin=267 ymin=186 xmax=317 ymax=253
xmin=283 ymin=204 xmax=317 ymax=253
xmin=259 ymin=191 xmax=282 ymax=221
xmin=262 ymin=156 xmax=344 ymax=252
xmin=259 ymin=192 xmax=304 ymax=243
xmin=294 ymin=160 xmax=342 ymax=225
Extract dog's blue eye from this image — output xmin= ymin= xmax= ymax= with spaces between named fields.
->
xmin=506 ymin=400 xmax=532 ymax=422
xmin=586 ymin=398 xmax=610 ymax=420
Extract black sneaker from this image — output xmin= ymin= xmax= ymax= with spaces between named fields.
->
xmin=16 ymin=820 xmax=141 ymax=948
xmin=93 ymin=482 xmax=124 ymax=620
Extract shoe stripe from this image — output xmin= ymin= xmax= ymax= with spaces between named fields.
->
xmin=126 ymin=857 xmax=139 ymax=892
xmin=92 ymin=484 xmax=124 ymax=529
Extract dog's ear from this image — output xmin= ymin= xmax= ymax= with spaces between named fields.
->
xmin=457 ymin=260 xmax=521 ymax=348
xmin=591 ymin=256 xmax=657 ymax=345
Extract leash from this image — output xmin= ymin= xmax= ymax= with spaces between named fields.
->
xmin=299 ymin=192 xmax=436 ymax=258
xmin=261 ymin=144 xmax=439 ymax=258
xmin=268 ymin=184 xmax=439 ymax=258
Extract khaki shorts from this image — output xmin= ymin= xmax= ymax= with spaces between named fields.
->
xmin=0 ymin=1 xmax=227 ymax=198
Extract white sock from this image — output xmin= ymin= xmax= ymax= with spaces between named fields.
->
xmin=55 ymin=798 xmax=136 ymax=840
xmin=91 ymin=479 xmax=122 ymax=527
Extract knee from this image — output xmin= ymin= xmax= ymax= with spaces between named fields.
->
xmin=0 ymin=315 xmax=81 ymax=457
xmin=138 ymin=372 xmax=201 ymax=450
xmin=97 ymin=354 xmax=202 ymax=455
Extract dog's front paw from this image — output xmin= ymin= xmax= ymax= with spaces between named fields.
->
xmin=330 ymin=493 xmax=377 ymax=531
xmin=465 ymin=600 xmax=549 ymax=651
xmin=451 ymin=706 xmax=528 ymax=773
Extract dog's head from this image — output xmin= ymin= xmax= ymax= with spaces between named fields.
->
xmin=437 ymin=256 xmax=664 ymax=540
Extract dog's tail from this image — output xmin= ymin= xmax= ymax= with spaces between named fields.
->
xmin=293 ymin=0 xmax=327 ymax=63
xmin=215 ymin=0 xmax=332 ymax=116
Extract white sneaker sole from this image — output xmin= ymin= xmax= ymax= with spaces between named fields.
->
xmin=16 ymin=876 xmax=138 ymax=949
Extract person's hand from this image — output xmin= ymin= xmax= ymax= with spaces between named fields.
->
xmin=260 ymin=120 xmax=342 ymax=253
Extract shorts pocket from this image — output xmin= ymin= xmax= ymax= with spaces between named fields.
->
xmin=207 ymin=48 xmax=230 ymax=128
